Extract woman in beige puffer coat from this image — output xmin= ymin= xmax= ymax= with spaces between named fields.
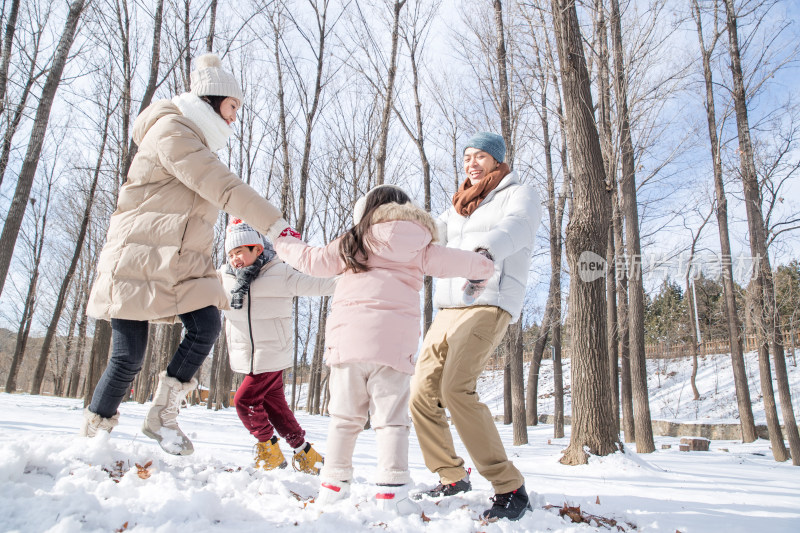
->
xmin=81 ymin=54 xmax=290 ymax=456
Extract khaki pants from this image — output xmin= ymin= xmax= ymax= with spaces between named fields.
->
xmin=322 ymin=362 xmax=412 ymax=485
xmin=410 ymin=306 xmax=524 ymax=493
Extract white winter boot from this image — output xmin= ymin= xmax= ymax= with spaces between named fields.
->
xmin=375 ymin=484 xmax=422 ymax=514
xmin=142 ymin=371 xmax=196 ymax=455
xmin=79 ymin=408 xmax=120 ymax=437
xmin=316 ymin=480 xmax=351 ymax=507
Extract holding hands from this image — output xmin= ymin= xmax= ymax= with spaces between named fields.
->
xmin=279 ymin=226 xmax=301 ymax=239
xmin=462 ymin=248 xmax=494 ymax=305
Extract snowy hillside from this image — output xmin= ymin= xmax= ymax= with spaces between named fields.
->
xmin=1 ymin=352 xmax=799 ymax=533
xmin=479 ymin=350 xmax=800 ymax=424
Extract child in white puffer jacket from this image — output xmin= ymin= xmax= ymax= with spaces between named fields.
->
xmin=219 ymin=219 xmax=335 ymax=474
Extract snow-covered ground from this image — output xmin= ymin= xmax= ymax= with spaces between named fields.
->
xmin=1 ymin=351 xmax=799 ymax=532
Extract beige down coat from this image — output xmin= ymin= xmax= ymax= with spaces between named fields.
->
xmin=219 ymin=259 xmax=336 ymax=375
xmin=87 ymin=99 xmax=285 ymax=323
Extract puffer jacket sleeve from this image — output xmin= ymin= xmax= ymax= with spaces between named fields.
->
xmin=274 ymin=235 xmax=346 ymax=278
xmin=275 ymin=262 xmax=337 ymax=297
xmin=156 ymin=122 xmax=288 ymax=239
xmin=474 ymin=184 xmax=541 ymax=262
xmin=421 ymin=244 xmax=494 ymax=281
xmin=435 ymin=210 xmax=449 ymax=245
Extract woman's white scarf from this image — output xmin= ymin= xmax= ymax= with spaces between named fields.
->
xmin=172 ymin=92 xmax=232 ymax=152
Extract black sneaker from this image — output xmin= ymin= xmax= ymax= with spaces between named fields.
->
xmin=411 ymin=472 xmax=472 ymax=500
xmin=482 ymin=484 xmax=533 ymax=521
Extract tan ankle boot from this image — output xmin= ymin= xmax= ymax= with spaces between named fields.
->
xmin=142 ymin=371 xmax=196 ymax=455
xmin=292 ymin=443 xmax=323 ymax=475
xmin=254 ymin=439 xmax=287 ymax=470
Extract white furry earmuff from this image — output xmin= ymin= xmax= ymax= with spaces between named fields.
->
xmin=352 ymin=184 xmax=407 ymax=225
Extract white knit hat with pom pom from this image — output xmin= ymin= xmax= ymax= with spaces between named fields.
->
xmin=190 ymin=53 xmax=243 ymax=103
xmin=225 ymin=218 xmax=265 ymax=255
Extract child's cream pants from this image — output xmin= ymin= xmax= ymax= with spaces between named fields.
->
xmin=321 ymin=362 xmax=412 ymax=485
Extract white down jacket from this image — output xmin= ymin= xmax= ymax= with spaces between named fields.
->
xmin=219 ymin=259 xmax=336 ymax=374
xmin=433 ymin=171 xmax=541 ymax=323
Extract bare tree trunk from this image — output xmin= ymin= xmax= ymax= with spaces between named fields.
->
xmin=503 ymin=356 xmax=511 ymax=424
xmin=539 ymin=9 xmax=570 ymax=438
xmin=295 ymin=1 xmax=330 ymax=234
xmin=724 ymin=0 xmax=798 ymax=464
xmin=112 ymin=0 xmax=132 ymax=189
xmin=550 ymin=0 xmax=618 ymax=465
xmin=5 ymin=271 xmax=38 ymax=393
xmin=5 ymin=179 xmax=52 ymax=393
xmin=595 ymin=0 xmax=620 ymax=433
xmin=160 ymin=325 xmax=183 ymax=400
xmin=206 ymin=0 xmax=217 ymax=52
xmin=524 ymin=14 xmax=564 ymax=426
xmin=0 ymin=25 xmax=41 ymax=189
xmin=269 ymin=8 xmax=292 ymax=218
xmin=68 ymin=287 xmax=91 ymax=398
xmin=691 ymin=0 xmax=757 ymax=443
xmin=120 ymin=0 xmax=164 ymax=183
xmin=218 ymin=328 xmax=233 ymax=408
xmin=492 ymin=0 xmax=526 ymax=443
xmin=553 ymin=328 xmax=564 ymax=438
xmin=321 ymin=366 xmax=331 ymax=415
xmin=0 ymin=0 xmax=21 ymax=117
xmin=685 ymin=207 xmax=713 ymax=401
xmin=310 ymin=296 xmax=329 ymax=415
xmin=0 ymin=0 xmax=87 ymax=297
xmin=291 ymin=299 xmax=300 ymax=409
xmin=687 ymin=282 xmax=701 ymax=400
xmin=374 ymin=0 xmax=406 ymax=185
xmin=526 ymin=308 xmax=550 ymax=424
xmin=396 ymin=7 xmax=434 ymax=332
xmin=610 ymin=0 xmax=654 ymax=453
xmin=182 ymin=0 xmax=191 ymax=90
xmin=290 ymin=306 xmax=317 ymax=411
xmin=493 ymin=0 xmax=514 ymax=165
xmin=59 ymin=280 xmax=83 ymax=397
xmin=31 ymin=86 xmax=112 ymax=395
xmin=134 ymin=325 xmax=157 ymax=403
xmin=206 ymin=328 xmax=222 ymax=409
xmin=207 ymin=322 xmax=228 ymax=410
xmin=508 ymin=321 xmax=527 ymax=444
xmin=615 ymin=192 xmax=634 ymax=441
xmin=605 ymin=227 xmax=619 ymax=428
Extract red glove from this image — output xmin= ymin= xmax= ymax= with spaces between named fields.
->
xmin=279 ymin=227 xmax=301 ymax=239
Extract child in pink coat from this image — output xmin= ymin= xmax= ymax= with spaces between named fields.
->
xmin=274 ymin=184 xmax=494 ymax=513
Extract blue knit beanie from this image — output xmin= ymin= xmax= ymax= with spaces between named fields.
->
xmin=463 ymin=132 xmax=505 ymax=163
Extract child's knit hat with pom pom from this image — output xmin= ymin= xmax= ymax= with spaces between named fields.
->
xmin=225 ymin=218 xmax=264 ymax=255
xmin=190 ymin=53 xmax=243 ymax=103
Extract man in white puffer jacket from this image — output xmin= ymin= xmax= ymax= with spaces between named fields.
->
xmin=410 ymin=132 xmax=541 ymax=522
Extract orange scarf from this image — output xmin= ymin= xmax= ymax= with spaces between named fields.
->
xmin=452 ymin=163 xmax=510 ymax=217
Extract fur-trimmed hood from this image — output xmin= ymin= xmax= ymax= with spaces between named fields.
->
xmin=363 ymin=201 xmax=439 ymax=265
xmin=369 ymin=201 xmax=439 ymax=242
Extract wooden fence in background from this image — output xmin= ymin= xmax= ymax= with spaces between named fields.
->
xmin=642 ymin=327 xmax=799 ymax=360
xmin=486 ymin=326 xmax=800 ymax=371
